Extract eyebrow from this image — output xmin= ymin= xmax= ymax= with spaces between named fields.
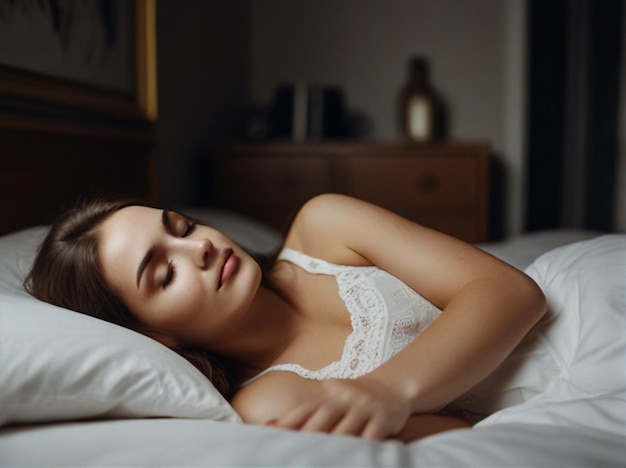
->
xmin=136 ymin=209 xmax=171 ymax=289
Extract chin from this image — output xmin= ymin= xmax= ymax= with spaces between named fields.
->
xmin=235 ymin=255 xmax=263 ymax=291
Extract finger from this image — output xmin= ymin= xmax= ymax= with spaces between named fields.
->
xmin=298 ymin=403 xmax=345 ymax=433
xmin=361 ymin=418 xmax=388 ymax=441
xmin=270 ymin=401 xmax=318 ymax=430
xmin=329 ymin=411 xmax=369 ymax=437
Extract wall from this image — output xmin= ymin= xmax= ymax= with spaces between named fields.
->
xmin=249 ymin=0 xmax=528 ymax=236
xmin=615 ymin=0 xmax=626 ymax=232
xmin=156 ymin=0 xmax=250 ymax=206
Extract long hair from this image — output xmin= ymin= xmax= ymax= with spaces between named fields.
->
xmin=24 ymin=197 xmax=239 ymax=399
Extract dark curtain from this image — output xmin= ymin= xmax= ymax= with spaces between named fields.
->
xmin=525 ymin=0 xmax=623 ymax=232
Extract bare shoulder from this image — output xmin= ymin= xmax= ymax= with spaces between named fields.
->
xmin=285 ymin=193 xmax=393 ymax=264
xmin=285 ymin=193 xmax=448 ymax=266
xmin=284 ymin=194 xmax=539 ymax=313
xmin=231 ymin=372 xmax=319 ymax=425
xmin=287 ymin=193 xmax=354 ymax=244
xmin=292 ymin=193 xmax=375 ymax=230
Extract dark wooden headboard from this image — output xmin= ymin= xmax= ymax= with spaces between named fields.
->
xmin=0 ymin=115 xmax=158 ymax=236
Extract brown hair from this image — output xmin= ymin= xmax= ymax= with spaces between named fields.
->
xmin=24 ymin=197 xmax=238 ymax=399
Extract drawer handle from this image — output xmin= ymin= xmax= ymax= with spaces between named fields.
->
xmin=415 ymin=174 xmax=440 ymax=194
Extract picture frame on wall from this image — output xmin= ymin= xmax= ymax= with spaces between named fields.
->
xmin=0 ymin=0 xmax=157 ymax=123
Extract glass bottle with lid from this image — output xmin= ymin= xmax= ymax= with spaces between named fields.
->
xmin=399 ymin=57 xmax=438 ymax=142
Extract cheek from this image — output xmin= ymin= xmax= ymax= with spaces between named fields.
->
xmin=131 ymin=281 xmax=209 ymax=333
xmin=162 ymin=280 xmax=220 ymax=346
xmin=169 ymin=275 xmax=211 ymax=321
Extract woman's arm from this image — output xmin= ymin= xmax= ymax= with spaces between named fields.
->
xmin=274 ymin=194 xmax=547 ymax=439
xmin=395 ymin=414 xmax=472 ymax=442
xmin=231 ymin=371 xmax=470 ymax=443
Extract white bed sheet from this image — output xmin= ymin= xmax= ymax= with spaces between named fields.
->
xmin=1 ymin=418 xmax=624 ymax=467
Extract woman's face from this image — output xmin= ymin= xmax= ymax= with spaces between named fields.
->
xmin=97 ymin=206 xmax=262 ymax=350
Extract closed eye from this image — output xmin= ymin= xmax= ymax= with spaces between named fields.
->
xmin=182 ymin=221 xmax=196 ymax=237
xmin=163 ymin=209 xmax=196 ymax=238
xmin=162 ymin=261 xmax=175 ymax=289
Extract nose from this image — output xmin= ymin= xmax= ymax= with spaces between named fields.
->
xmin=187 ymin=237 xmax=214 ymax=269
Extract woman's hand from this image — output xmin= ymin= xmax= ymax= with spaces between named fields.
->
xmin=265 ymin=376 xmax=411 ymax=440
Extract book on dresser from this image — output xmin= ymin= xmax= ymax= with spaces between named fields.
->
xmin=211 ymin=141 xmax=490 ymax=243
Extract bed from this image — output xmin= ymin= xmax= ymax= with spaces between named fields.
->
xmin=1 ymin=214 xmax=624 ymax=466
xmin=1 ymin=119 xmax=625 ymax=467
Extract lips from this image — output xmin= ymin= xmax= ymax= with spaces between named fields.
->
xmin=218 ymin=248 xmax=238 ymax=289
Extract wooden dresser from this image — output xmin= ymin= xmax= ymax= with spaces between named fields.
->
xmin=211 ymin=141 xmax=490 ymax=243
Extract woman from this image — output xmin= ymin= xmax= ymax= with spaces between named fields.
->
xmin=25 ymin=193 xmax=546 ymax=442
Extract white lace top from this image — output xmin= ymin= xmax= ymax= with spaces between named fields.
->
xmin=244 ymin=248 xmax=441 ymax=384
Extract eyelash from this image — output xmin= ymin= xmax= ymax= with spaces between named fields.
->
xmin=183 ymin=221 xmax=196 ymax=237
xmin=162 ymin=221 xmax=196 ymax=290
xmin=162 ymin=261 xmax=175 ymax=289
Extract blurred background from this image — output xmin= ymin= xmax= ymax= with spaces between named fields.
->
xmin=155 ymin=0 xmax=625 ymax=238
xmin=1 ymin=0 xmax=624 ymax=240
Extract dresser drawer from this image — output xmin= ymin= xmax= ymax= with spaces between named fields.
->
xmin=337 ymin=155 xmax=482 ymax=211
xmin=211 ymin=142 xmax=490 ymax=242
xmin=213 ymin=155 xmax=332 ymax=228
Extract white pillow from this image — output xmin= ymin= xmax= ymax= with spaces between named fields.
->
xmin=477 ymin=229 xmax=602 ymax=270
xmin=477 ymin=234 xmax=626 ymax=435
xmin=0 ymin=226 xmax=240 ymax=427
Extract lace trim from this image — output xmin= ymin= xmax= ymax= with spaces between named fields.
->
xmin=243 ymin=249 xmax=441 ymax=384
